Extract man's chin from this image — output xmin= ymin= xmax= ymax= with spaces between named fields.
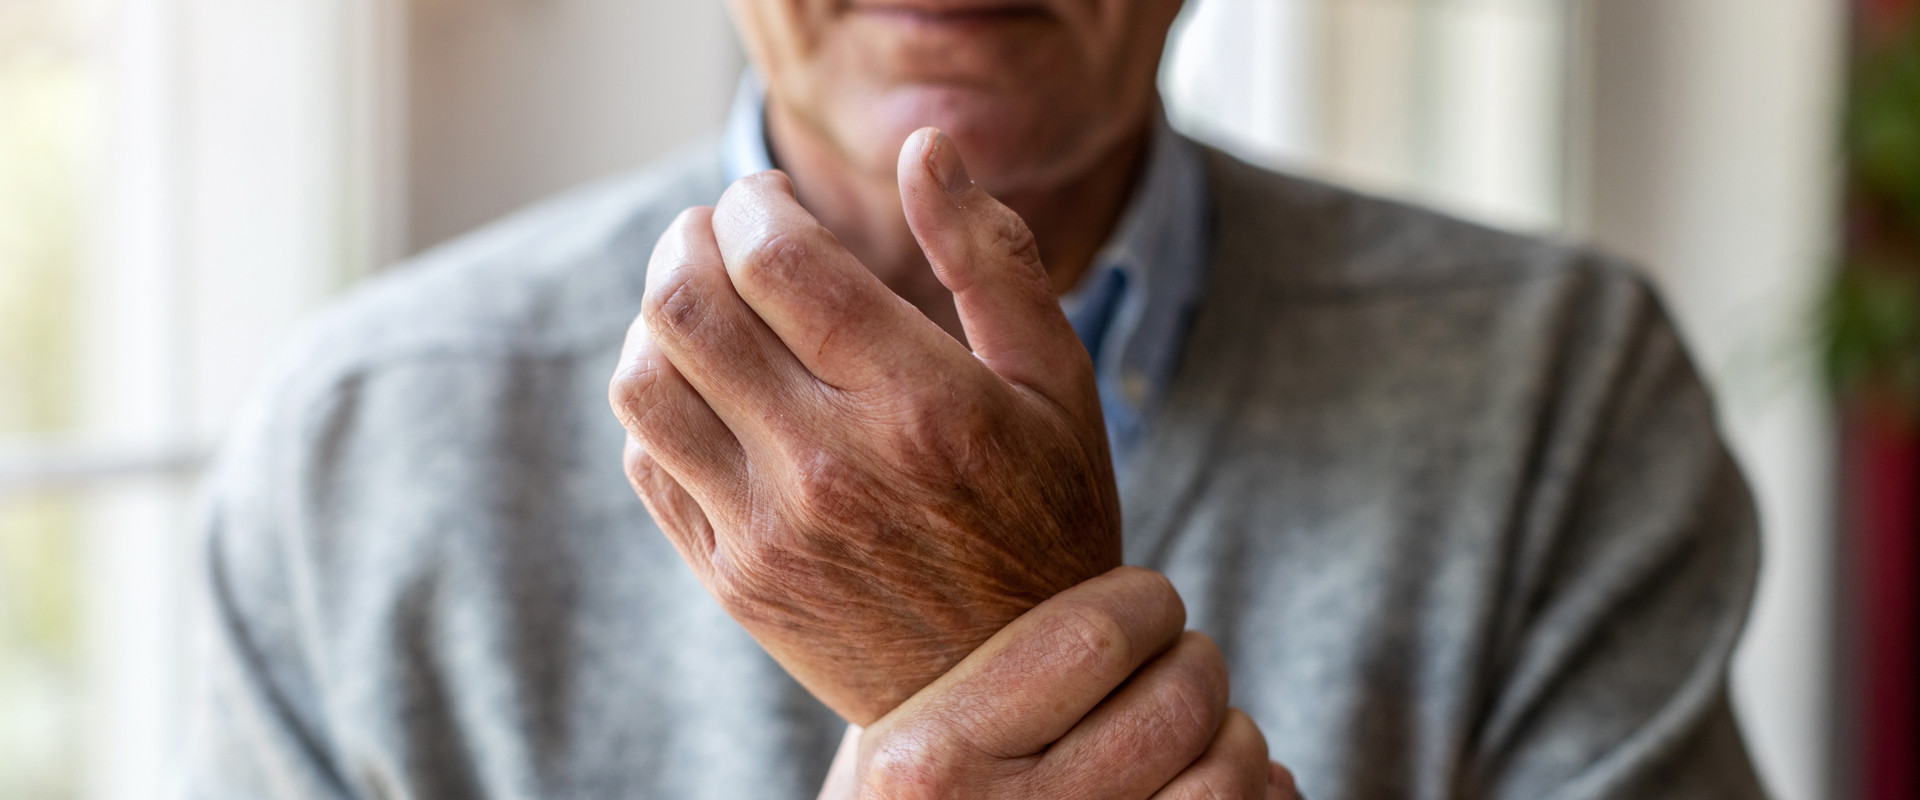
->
xmin=848 ymin=87 xmax=1082 ymax=192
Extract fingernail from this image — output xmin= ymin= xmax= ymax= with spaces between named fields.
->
xmin=926 ymin=131 xmax=973 ymax=195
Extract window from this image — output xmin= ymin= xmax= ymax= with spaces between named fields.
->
xmin=2 ymin=0 xmax=107 ymax=794
xmin=1 ymin=0 xmax=394 ymax=794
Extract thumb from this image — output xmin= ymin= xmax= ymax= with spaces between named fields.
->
xmin=896 ymin=127 xmax=1092 ymax=400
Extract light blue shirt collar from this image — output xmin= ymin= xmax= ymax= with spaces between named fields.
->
xmin=722 ymin=71 xmax=777 ymax=179
xmin=720 ymin=73 xmax=1211 ymax=469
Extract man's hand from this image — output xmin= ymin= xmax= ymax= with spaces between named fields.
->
xmin=815 ymin=568 xmax=1301 ymax=800
xmin=608 ymin=129 xmax=1120 ymax=724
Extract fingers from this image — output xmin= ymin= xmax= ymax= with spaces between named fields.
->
xmin=1269 ymin=761 xmax=1302 ymax=800
xmin=1027 ymin=631 xmax=1230 ymax=799
xmin=878 ymin=566 xmax=1187 ymax=760
xmin=712 ymin=171 xmax=963 ymax=392
xmin=897 ymin=128 xmax=1094 ymax=405
xmin=621 ymin=437 xmax=718 ymax=573
xmin=641 ymin=206 xmax=819 ymax=450
xmin=610 ymin=309 xmax=748 ymax=508
xmin=1145 ymin=710 xmax=1275 ymax=800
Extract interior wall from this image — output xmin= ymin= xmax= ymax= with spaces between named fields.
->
xmin=405 ymin=0 xmax=741 ymax=254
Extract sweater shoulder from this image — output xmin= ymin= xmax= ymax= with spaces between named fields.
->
xmin=1200 ymin=145 xmax=1642 ymax=299
xmin=286 ymin=141 xmax=726 ymax=386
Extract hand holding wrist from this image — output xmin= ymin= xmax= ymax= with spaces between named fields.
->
xmin=815 ymin=568 xmax=1301 ymax=800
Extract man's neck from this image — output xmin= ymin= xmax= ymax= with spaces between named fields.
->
xmin=763 ymin=100 xmax=1150 ymax=341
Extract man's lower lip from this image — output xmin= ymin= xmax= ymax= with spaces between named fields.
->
xmin=849 ymin=8 xmax=1052 ymax=28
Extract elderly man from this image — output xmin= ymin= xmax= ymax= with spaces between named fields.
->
xmin=185 ymin=1 xmax=1767 ymax=798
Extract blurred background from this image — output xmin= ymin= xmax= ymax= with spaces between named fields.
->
xmin=0 ymin=0 xmax=1905 ymax=797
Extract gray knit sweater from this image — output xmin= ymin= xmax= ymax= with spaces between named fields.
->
xmin=181 ymin=141 xmax=1766 ymax=800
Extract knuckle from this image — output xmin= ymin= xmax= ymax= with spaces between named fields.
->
xmin=1222 ymin=709 xmax=1271 ymax=765
xmin=714 ymin=173 xmax=776 ymax=220
xmin=1181 ymin=632 xmax=1230 ymax=693
xmin=1041 ymin=602 xmax=1134 ymax=682
xmin=1093 ymin=634 xmax=1231 ymax=770
xmin=1199 ymin=710 xmax=1275 ymax=800
xmin=641 ymin=267 xmax=716 ymax=342
xmin=608 ymin=356 xmax=673 ymax=435
xmin=1137 ymin=657 xmax=1223 ymax=754
xmin=861 ymin=728 xmax=962 ymax=800
xmin=984 ymin=209 xmax=1043 ymax=275
xmin=1109 ymin=566 xmax=1187 ymax=630
xmin=733 ymin=227 xmax=823 ymax=296
xmin=732 ymin=169 xmax=794 ymax=197
xmin=1117 ymin=564 xmax=1179 ymax=596
xmin=785 ymin=447 xmax=867 ymax=520
xmin=884 ymin=389 xmax=1000 ymax=479
xmin=666 ymin=205 xmax=714 ymax=237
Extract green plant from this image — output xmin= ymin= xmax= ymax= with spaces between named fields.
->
xmin=1827 ymin=16 xmax=1920 ymax=414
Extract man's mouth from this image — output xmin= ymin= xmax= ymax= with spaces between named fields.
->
xmin=844 ymin=0 xmax=1054 ymax=27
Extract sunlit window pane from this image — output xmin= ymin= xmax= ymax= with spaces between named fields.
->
xmin=1 ymin=1 xmax=99 ymax=798
xmin=0 ymin=0 xmax=89 ymax=438
xmin=0 ymin=496 xmax=81 ymax=800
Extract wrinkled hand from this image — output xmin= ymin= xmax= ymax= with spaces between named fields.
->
xmin=608 ymin=129 xmax=1121 ymax=724
xmin=814 ymin=568 xmax=1301 ymax=800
